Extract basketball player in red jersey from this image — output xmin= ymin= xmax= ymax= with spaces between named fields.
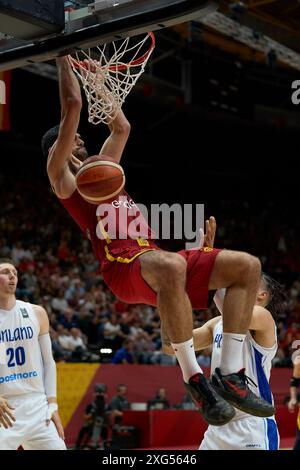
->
xmin=41 ymin=56 xmax=274 ymax=426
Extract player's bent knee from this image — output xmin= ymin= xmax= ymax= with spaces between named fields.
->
xmin=242 ymin=253 xmax=261 ymax=275
xmin=234 ymin=252 xmax=261 ymax=282
xmin=214 ymin=250 xmax=261 ymax=287
xmin=142 ymin=252 xmax=186 ymax=279
xmin=140 ymin=252 xmax=186 ymax=291
xmin=158 ymin=254 xmax=187 ymax=283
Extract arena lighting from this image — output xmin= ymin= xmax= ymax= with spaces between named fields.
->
xmin=100 ymin=348 xmax=113 ymax=354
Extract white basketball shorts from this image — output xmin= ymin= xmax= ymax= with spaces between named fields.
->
xmin=0 ymin=392 xmax=66 ymax=450
xmin=200 ymin=416 xmax=279 ymax=450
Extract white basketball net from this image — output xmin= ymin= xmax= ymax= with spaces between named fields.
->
xmin=69 ymin=32 xmax=155 ymax=125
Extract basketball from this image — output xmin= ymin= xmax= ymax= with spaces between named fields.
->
xmin=75 ymin=155 xmax=125 ymax=204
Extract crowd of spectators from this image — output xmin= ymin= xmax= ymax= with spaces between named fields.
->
xmin=1 ymin=178 xmax=299 ymax=368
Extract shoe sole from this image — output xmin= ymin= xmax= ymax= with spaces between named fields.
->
xmin=201 ymin=407 xmax=236 ymax=427
xmin=212 ymin=386 xmax=275 ymax=418
xmin=186 ymin=386 xmax=236 ymax=426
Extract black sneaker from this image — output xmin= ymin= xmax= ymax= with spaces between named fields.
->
xmin=185 ymin=373 xmax=235 ymax=426
xmin=211 ymin=368 xmax=275 ymax=417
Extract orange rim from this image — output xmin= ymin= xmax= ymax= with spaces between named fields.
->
xmin=70 ymin=32 xmax=155 ymax=72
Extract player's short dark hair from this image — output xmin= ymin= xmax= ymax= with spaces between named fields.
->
xmin=41 ymin=125 xmax=60 ymax=159
xmin=0 ymin=258 xmax=15 ymax=267
xmin=261 ymin=272 xmax=287 ymax=321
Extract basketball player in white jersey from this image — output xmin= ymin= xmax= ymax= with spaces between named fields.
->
xmin=164 ymin=272 xmax=285 ymax=450
xmin=0 ymin=258 xmax=66 ymax=450
xmin=199 ymin=275 xmax=284 ymax=450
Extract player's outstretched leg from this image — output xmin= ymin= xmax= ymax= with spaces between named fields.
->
xmin=209 ymin=250 xmax=274 ymax=417
xmin=140 ymin=250 xmax=235 ymax=426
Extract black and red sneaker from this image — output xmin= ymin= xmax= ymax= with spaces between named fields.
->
xmin=185 ymin=373 xmax=235 ymax=426
xmin=211 ymin=368 xmax=275 ymax=417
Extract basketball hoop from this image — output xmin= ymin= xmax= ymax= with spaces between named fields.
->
xmin=68 ymin=32 xmax=155 ymax=125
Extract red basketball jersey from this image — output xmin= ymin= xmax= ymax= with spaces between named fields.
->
xmin=58 ymin=190 xmax=158 ymax=270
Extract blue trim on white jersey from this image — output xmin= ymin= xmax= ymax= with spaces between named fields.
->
xmin=249 ymin=343 xmax=255 ymax=372
xmin=253 ymin=347 xmax=272 ymax=404
xmin=266 ymin=418 xmax=279 ymax=450
xmin=263 ymin=417 xmax=268 ymax=449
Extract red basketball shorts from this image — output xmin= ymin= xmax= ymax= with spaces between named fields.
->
xmin=102 ymin=243 xmax=221 ymax=309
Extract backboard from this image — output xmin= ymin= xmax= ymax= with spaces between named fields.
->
xmin=0 ymin=0 xmax=217 ymax=71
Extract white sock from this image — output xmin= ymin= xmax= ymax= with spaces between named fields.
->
xmin=171 ymin=338 xmax=202 ymax=383
xmin=220 ymin=332 xmax=246 ymax=375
